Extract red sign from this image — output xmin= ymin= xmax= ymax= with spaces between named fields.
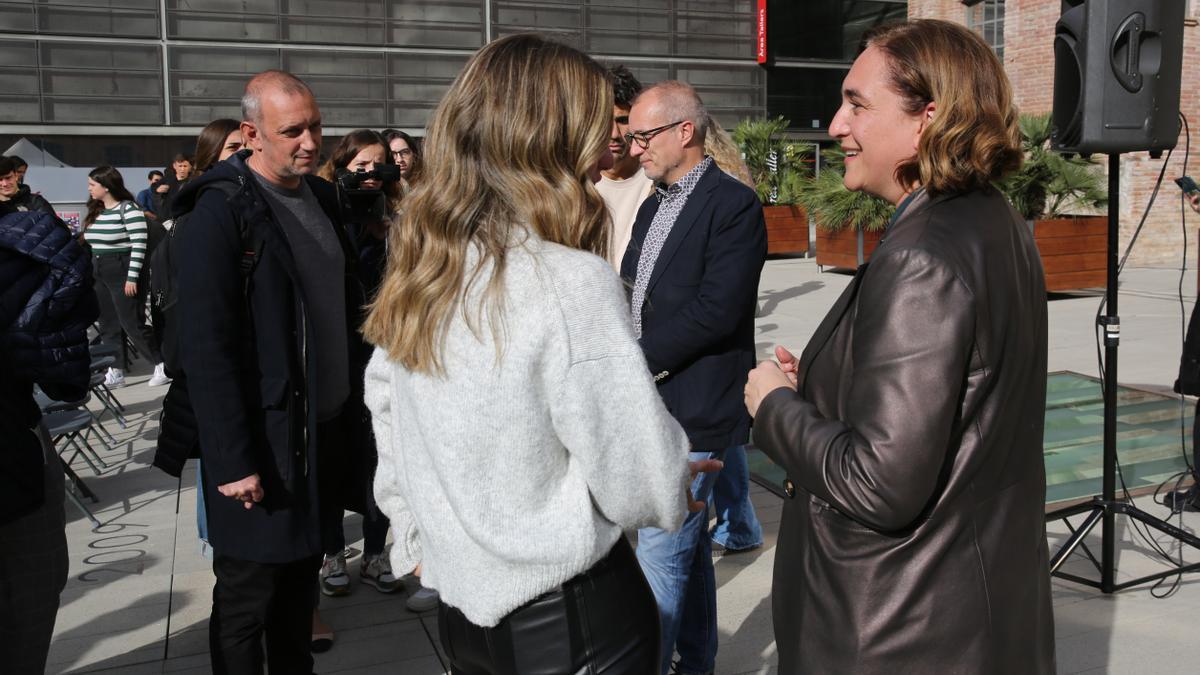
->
xmin=756 ymin=0 xmax=767 ymax=64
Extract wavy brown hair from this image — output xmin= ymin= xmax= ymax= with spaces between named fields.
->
xmin=866 ymin=20 xmax=1022 ymax=197
xmin=362 ymin=34 xmax=613 ymax=373
xmin=318 ymin=128 xmax=403 ymax=219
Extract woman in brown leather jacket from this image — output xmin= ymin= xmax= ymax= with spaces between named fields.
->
xmin=744 ymin=20 xmax=1055 ymax=674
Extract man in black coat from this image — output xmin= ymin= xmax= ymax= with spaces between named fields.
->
xmin=620 ymin=81 xmax=767 ymax=675
xmin=0 ymin=209 xmax=98 ymax=674
xmin=175 ymin=70 xmax=362 ymax=674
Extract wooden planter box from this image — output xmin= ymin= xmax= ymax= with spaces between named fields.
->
xmin=815 ymin=227 xmax=883 ymax=270
xmin=763 ymin=205 xmax=809 ymax=255
xmin=1032 ymin=216 xmax=1106 ymax=292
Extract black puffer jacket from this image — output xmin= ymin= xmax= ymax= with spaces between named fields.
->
xmin=0 ymin=210 xmax=97 ymax=387
xmin=0 ymin=210 xmax=98 ymax=523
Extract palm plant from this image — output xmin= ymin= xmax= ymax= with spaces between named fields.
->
xmin=732 ymin=116 xmax=812 ymax=205
xmin=795 ymin=147 xmax=894 ymax=232
xmin=999 ymin=112 xmax=1107 ymax=220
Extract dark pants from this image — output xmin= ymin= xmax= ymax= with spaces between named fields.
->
xmin=438 ymin=537 xmax=660 ymax=675
xmin=93 ymin=251 xmax=160 ymax=369
xmin=321 ymin=506 xmax=390 ymax=558
xmin=0 ymin=424 xmax=68 ymax=675
xmin=316 ymin=414 xmax=389 ymax=558
xmin=209 ymin=554 xmax=321 ymax=675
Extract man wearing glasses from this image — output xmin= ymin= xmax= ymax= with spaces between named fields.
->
xmin=620 ymin=81 xmax=766 ymax=675
xmin=597 ymin=65 xmax=655 ymax=270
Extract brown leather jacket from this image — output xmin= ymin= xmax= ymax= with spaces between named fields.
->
xmin=754 ymin=187 xmax=1054 ymax=674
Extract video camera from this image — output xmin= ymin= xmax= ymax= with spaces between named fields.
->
xmin=334 ymin=164 xmax=402 ymax=228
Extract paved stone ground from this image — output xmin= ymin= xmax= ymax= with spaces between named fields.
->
xmin=48 ymin=258 xmax=1200 ymax=673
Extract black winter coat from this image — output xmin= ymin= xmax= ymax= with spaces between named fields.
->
xmin=0 ymin=210 xmax=98 ymax=523
xmin=174 ymin=151 xmax=364 ymax=563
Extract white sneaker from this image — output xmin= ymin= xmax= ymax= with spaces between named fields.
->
xmin=405 ymin=585 xmax=440 ymax=612
xmin=104 ymin=367 xmax=126 ymax=388
xmin=148 ymin=362 xmax=172 ymax=387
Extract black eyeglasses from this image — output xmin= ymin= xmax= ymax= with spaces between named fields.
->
xmin=392 ymin=148 xmax=413 ymax=159
xmin=624 ymin=120 xmax=684 ymax=149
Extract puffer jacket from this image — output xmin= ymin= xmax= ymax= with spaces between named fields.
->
xmin=0 ymin=209 xmax=98 ymax=523
xmin=0 ymin=210 xmax=97 ymax=386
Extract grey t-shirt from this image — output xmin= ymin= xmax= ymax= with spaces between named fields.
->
xmin=253 ymin=172 xmax=349 ymax=421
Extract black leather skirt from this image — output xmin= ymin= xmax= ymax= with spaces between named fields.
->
xmin=437 ymin=536 xmax=660 ymax=675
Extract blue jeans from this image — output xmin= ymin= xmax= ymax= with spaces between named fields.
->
xmin=637 ymin=450 xmax=722 ymax=675
xmin=709 ymin=445 xmax=763 ymax=551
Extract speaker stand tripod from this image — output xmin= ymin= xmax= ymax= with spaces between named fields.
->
xmin=1045 ymin=153 xmax=1200 ymax=592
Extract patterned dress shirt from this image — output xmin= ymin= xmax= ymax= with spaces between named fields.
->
xmin=630 ymin=156 xmax=713 ymax=337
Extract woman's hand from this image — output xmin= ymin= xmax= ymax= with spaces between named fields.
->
xmin=745 ymin=358 xmax=795 ymax=418
xmin=124 ymin=281 xmax=137 ymax=297
xmin=774 ymin=345 xmax=800 ymax=388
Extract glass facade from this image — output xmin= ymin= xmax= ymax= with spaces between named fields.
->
xmin=0 ymin=0 xmax=761 ymax=131
xmin=0 ymin=0 xmax=897 ymax=164
xmin=763 ymin=0 xmax=906 ymax=133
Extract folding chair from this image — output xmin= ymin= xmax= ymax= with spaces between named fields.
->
xmin=88 ymin=354 xmax=127 ymax=428
xmin=34 ymin=387 xmax=117 ymax=446
xmin=44 ymin=408 xmax=110 ymax=475
xmin=61 ymin=456 xmax=102 ymax=530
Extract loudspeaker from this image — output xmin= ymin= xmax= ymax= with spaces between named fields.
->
xmin=1052 ymin=0 xmax=1184 ymax=154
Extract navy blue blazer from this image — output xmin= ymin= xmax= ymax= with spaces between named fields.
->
xmin=620 ymin=161 xmax=767 ymax=451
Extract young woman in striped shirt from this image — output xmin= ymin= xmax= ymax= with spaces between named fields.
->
xmin=84 ymin=165 xmax=169 ymax=387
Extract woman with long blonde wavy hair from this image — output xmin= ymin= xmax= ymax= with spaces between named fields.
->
xmin=362 ymin=34 xmax=703 ymax=672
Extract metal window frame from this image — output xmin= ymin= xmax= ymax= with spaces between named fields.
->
xmin=0 ymin=0 xmax=770 ymax=134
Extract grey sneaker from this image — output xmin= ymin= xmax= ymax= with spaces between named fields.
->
xmin=405 ymin=585 xmax=440 ymax=612
xmin=319 ymin=555 xmax=351 ymax=597
xmin=360 ymin=554 xmax=402 ymax=594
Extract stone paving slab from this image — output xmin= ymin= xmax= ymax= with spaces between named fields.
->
xmin=46 ymin=258 xmax=1200 ymax=674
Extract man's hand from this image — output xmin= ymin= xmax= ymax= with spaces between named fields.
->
xmin=745 ymin=359 xmax=795 ymax=418
xmin=686 ymin=459 xmax=724 ymax=512
xmin=218 ymin=473 xmax=264 ymax=510
xmin=1189 ymin=192 xmax=1200 ymax=215
xmin=124 ymin=281 xmax=137 ymax=297
xmin=155 ymin=183 xmax=170 ymax=194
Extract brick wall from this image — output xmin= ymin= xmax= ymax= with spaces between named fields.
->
xmin=906 ymin=0 xmax=1200 ymax=268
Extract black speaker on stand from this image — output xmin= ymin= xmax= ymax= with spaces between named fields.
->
xmin=1046 ymin=0 xmax=1198 ymax=593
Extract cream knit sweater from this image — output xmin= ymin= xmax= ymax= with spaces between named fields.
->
xmin=365 ymin=235 xmax=690 ymax=628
